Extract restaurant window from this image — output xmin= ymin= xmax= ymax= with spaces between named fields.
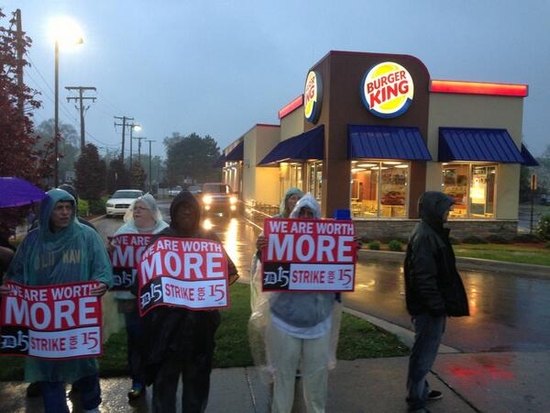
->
xmin=307 ymin=161 xmax=323 ymax=202
xmin=279 ymin=162 xmax=304 ymax=203
xmin=350 ymin=161 xmax=409 ymax=218
xmin=441 ymin=163 xmax=497 ymax=219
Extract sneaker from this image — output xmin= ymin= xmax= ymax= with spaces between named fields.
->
xmin=26 ymin=382 xmax=41 ymax=398
xmin=427 ymin=390 xmax=443 ymax=401
xmin=127 ymin=383 xmax=145 ymax=401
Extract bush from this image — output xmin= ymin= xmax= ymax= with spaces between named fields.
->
xmin=537 ymin=213 xmax=550 ymax=241
xmin=77 ymin=199 xmax=89 ymax=217
xmin=513 ymin=233 xmax=541 ymax=243
xmin=88 ymin=199 xmax=106 ymax=215
xmin=484 ymin=234 xmax=511 ymax=244
xmin=388 ymin=239 xmax=403 ymax=251
xmin=368 ymin=241 xmax=381 ymax=250
xmin=462 ymin=235 xmax=488 ymax=244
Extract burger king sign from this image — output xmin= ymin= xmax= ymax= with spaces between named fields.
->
xmin=361 ymin=62 xmax=414 ymax=118
xmin=304 ymin=70 xmax=323 ymax=123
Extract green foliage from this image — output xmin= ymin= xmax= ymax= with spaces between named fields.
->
xmin=537 ymin=213 xmax=550 ymax=241
xmin=368 ymin=241 xmax=381 ymax=250
xmin=484 ymin=234 xmax=511 ymax=244
xmin=513 ymin=233 xmax=541 ymax=243
xmin=74 ymin=143 xmax=106 ymax=200
xmin=164 ymin=132 xmax=221 ymax=186
xmin=462 ymin=235 xmax=488 ymax=244
xmin=78 ymin=199 xmax=89 ymax=217
xmin=107 ymin=158 xmax=131 ymax=193
xmin=88 ymin=198 xmax=106 ymax=215
xmin=388 ymin=239 xmax=403 ymax=251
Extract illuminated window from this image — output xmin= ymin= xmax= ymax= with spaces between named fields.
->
xmin=350 ymin=161 xmax=409 ymax=218
xmin=441 ymin=163 xmax=497 ymax=219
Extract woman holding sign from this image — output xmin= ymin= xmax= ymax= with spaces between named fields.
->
xmin=254 ymin=194 xmax=340 ymax=413
xmin=110 ymin=193 xmax=168 ymax=401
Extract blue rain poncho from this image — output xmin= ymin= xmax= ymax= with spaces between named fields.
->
xmin=5 ymin=188 xmax=113 ymax=383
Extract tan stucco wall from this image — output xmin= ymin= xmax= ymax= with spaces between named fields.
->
xmin=242 ymin=125 xmax=280 ymax=206
xmin=427 ymin=93 xmax=524 ymax=219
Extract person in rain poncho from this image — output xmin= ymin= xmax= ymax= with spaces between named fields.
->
xmin=250 ymin=193 xmax=341 ymax=413
xmin=110 ymin=193 xmax=169 ymax=401
xmin=1 ymin=188 xmax=113 ymax=413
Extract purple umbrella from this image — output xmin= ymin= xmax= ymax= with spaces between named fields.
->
xmin=0 ymin=177 xmax=47 ymax=208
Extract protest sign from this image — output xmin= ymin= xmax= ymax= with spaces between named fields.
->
xmin=138 ymin=237 xmax=229 ymax=315
xmin=110 ymin=233 xmax=154 ymax=291
xmin=262 ymin=218 xmax=356 ymax=292
xmin=0 ymin=281 xmax=102 ymax=359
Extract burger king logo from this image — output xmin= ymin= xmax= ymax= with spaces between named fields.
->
xmin=304 ymin=70 xmax=323 ymax=123
xmin=361 ymin=62 xmax=414 ymax=118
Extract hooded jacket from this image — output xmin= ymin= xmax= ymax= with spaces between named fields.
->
xmin=6 ymin=188 xmax=113 ymax=382
xmin=404 ymin=191 xmax=469 ymax=317
xmin=268 ymin=194 xmax=335 ymax=328
xmin=140 ymin=190 xmax=238 ymax=384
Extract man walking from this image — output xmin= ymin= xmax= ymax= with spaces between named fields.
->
xmin=404 ymin=191 xmax=469 ymax=413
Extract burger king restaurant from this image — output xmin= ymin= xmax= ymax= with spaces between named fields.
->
xmin=219 ymin=50 xmax=536 ymax=240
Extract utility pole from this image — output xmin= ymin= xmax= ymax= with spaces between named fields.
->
xmin=66 ymin=86 xmax=97 ymax=149
xmin=114 ymin=116 xmax=133 ymax=163
xmin=146 ymin=139 xmax=156 ymax=192
xmin=133 ymin=136 xmax=146 ymax=163
xmin=14 ymin=9 xmax=25 ymax=116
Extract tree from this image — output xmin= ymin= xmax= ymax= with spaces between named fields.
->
xmin=130 ymin=160 xmax=146 ymax=190
xmin=164 ymin=132 xmax=221 ymax=185
xmin=0 ymin=9 xmax=42 ymax=233
xmin=0 ymin=9 xmax=41 ymax=181
xmin=106 ymin=158 xmax=131 ymax=193
xmin=74 ymin=143 xmax=106 ymax=200
xmin=34 ymin=119 xmax=79 ymax=186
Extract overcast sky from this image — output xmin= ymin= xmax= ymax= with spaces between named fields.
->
xmin=5 ymin=0 xmax=550 ymax=159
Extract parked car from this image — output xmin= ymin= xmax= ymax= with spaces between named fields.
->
xmin=187 ymin=185 xmax=202 ymax=196
xmin=105 ymin=189 xmax=144 ymax=217
xmin=200 ymin=182 xmax=238 ymax=216
xmin=168 ymin=186 xmax=183 ymax=197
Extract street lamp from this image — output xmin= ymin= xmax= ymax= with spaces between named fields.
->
xmin=52 ymin=17 xmax=83 ymax=187
xmin=129 ymin=123 xmax=141 ymax=171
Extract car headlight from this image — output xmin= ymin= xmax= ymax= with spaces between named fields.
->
xmin=203 ymin=195 xmax=212 ymax=205
xmin=230 ymin=196 xmax=237 ymax=204
xmin=106 ymin=202 xmax=113 ymax=207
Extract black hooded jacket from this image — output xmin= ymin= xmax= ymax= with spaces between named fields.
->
xmin=140 ymin=190 xmax=238 ymax=384
xmin=404 ymin=191 xmax=469 ymax=317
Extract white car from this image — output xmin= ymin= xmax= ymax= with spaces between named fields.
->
xmin=168 ymin=186 xmax=183 ymax=197
xmin=105 ymin=189 xmax=144 ymax=217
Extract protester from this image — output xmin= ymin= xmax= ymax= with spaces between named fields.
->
xmin=140 ymin=190 xmax=239 ymax=413
xmin=0 ymin=188 xmax=113 ymax=413
xmin=404 ymin=191 xmax=469 ymax=413
xmin=111 ymin=193 xmax=168 ymax=401
xmin=252 ymin=194 xmax=339 ymax=413
xmin=26 ymin=183 xmax=97 ymax=398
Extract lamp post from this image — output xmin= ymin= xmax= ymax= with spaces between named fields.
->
xmin=54 ymin=39 xmax=60 ymax=187
xmin=52 ymin=18 xmax=83 ymax=187
xmin=146 ymin=139 xmax=156 ymax=192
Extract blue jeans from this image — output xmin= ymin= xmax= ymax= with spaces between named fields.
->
xmin=406 ymin=314 xmax=446 ymax=411
xmin=41 ymin=373 xmax=101 ymax=413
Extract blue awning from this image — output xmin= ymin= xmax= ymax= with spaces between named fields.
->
xmin=225 ymin=141 xmax=243 ymax=162
xmin=258 ymin=125 xmax=324 ymax=166
xmin=521 ymin=144 xmax=539 ymax=167
xmin=438 ymin=127 xmax=524 ymax=163
xmin=348 ymin=125 xmax=432 ymax=160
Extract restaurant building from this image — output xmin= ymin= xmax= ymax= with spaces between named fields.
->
xmin=219 ymin=50 xmax=536 ymax=240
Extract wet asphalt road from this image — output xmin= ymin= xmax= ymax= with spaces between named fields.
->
xmin=96 ymin=200 xmax=550 ymax=355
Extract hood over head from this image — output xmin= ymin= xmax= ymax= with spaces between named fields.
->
xmin=124 ymin=193 xmax=163 ymax=223
xmin=58 ymin=184 xmax=79 ymax=205
xmin=39 ymin=188 xmax=77 ymax=239
xmin=289 ymin=193 xmax=322 ymax=219
xmin=418 ymin=191 xmax=454 ymax=229
xmin=169 ymin=190 xmax=201 ymax=233
xmin=280 ymin=187 xmax=304 ymax=217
